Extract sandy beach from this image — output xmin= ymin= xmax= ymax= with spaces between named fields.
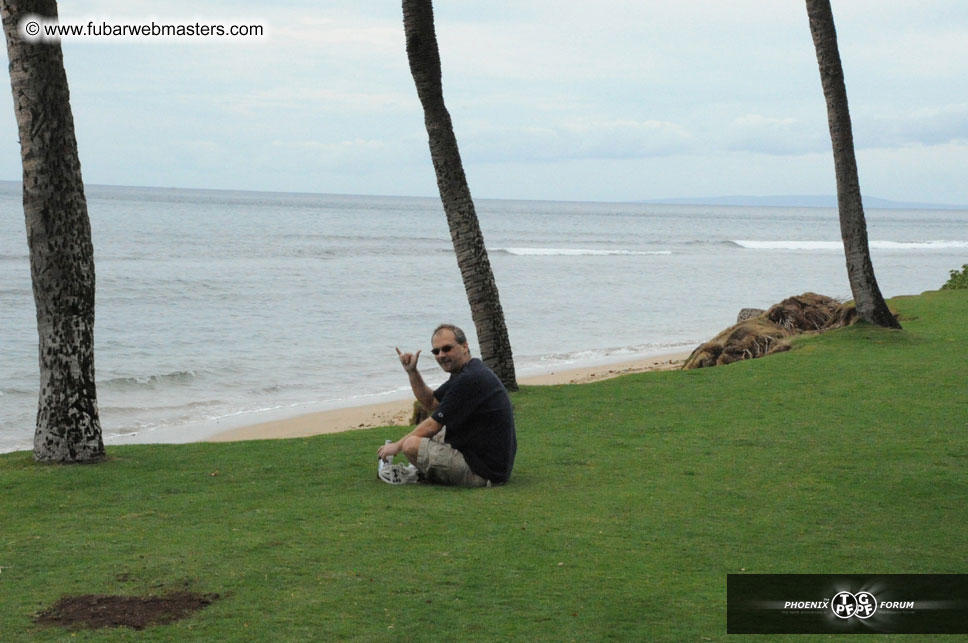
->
xmin=207 ymin=351 xmax=689 ymax=443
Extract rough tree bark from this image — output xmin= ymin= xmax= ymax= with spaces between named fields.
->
xmin=2 ymin=0 xmax=105 ymax=461
xmin=402 ymin=0 xmax=518 ymax=390
xmin=806 ymin=0 xmax=900 ymax=329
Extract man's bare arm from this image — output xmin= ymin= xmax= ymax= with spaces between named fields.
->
xmin=377 ymin=416 xmax=442 ymax=461
xmin=396 ymin=347 xmax=438 ymax=412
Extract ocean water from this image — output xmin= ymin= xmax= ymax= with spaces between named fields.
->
xmin=1 ymin=182 xmax=965 ymax=453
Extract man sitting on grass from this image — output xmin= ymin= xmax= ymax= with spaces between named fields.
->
xmin=377 ymin=324 xmax=516 ymax=487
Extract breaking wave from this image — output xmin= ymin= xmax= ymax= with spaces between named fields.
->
xmin=731 ymin=240 xmax=968 ymax=251
xmin=100 ymin=370 xmax=199 ymax=390
xmin=491 ymin=247 xmax=672 ymax=256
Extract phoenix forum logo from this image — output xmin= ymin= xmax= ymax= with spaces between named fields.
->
xmin=831 ymin=591 xmax=877 ymax=619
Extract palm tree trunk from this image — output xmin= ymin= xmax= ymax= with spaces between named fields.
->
xmin=2 ymin=0 xmax=105 ymax=461
xmin=806 ymin=0 xmax=900 ymax=329
xmin=402 ymin=0 xmax=518 ymax=390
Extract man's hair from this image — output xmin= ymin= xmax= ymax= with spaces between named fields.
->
xmin=432 ymin=323 xmax=467 ymax=345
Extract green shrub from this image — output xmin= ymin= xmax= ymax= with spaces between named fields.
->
xmin=941 ymin=264 xmax=968 ymax=290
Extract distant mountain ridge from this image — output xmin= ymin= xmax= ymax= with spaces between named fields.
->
xmin=2 ymin=180 xmax=963 ymax=210
xmin=640 ymin=194 xmax=966 ymax=210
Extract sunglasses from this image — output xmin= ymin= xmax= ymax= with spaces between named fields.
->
xmin=431 ymin=344 xmax=455 ymax=356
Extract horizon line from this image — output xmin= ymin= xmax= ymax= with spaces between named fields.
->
xmin=1 ymin=179 xmax=965 ymax=210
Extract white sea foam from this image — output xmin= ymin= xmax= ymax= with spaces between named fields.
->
xmin=515 ymin=343 xmax=697 ymax=374
xmin=871 ymin=240 xmax=968 ymax=249
xmin=733 ymin=240 xmax=968 ymax=251
xmin=101 ymin=370 xmax=199 ymax=389
xmin=494 ymin=247 xmax=672 ymax=256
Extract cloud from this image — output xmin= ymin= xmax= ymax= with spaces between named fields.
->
xmin=856 ymin=104 xmax=968 ymax=148
xmin=228 ymin=88 xmax=416 ymax=117
xmin=459 ymin=114 xmax=834 ymax=163
xmin=271 ymin=138 xmax=396 ymax=171
xmin=2 ymin=0 xmax=967 ymax=203
xmin=268 ymin=15 xmax=402 ymax=53
xmin=461 ymin=118 xmax=694 ymax=162
xmin=722 ymin=114 xmax=828 ymax=156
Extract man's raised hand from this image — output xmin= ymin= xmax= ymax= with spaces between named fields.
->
xmin=396 ymin=347 xmax=421 ymax=373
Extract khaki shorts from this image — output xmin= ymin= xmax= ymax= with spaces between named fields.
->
xmin=417 ymin=431 xmax=490 ymax=488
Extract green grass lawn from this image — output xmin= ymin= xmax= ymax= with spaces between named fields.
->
xmin=1 ymin=289 xmax=966 ymax=641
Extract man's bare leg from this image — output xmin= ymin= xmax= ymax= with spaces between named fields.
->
xmin=400 ymin=435 xmax=422 ymax=465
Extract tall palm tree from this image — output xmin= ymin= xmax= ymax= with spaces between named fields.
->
xmin=806 ymin=0 xmax=900 ymax=329
xmin=2 ymin=0 xmax=105 ymax=461
xmin=401 ymin=0 xmax=518 ymax=390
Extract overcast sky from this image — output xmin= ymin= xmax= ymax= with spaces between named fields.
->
xmin=1 ymin=0 xmax=966 ymax=204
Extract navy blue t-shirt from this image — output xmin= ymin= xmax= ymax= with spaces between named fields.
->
xmin=431 ymin=358 xmax=516 ymax=483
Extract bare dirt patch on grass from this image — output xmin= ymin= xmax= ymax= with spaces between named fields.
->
xmin=34 ymin=591 xmax=218 ymax=630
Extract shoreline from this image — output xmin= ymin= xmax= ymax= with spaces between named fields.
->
xmin=0 ymin=350 xmax=690 ymax=454
xmin=205 ymin=350 xmax=689 ymax=444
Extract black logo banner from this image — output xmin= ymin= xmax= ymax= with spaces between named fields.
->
xmin=727 ymin=574 xmax=968 ymax=634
